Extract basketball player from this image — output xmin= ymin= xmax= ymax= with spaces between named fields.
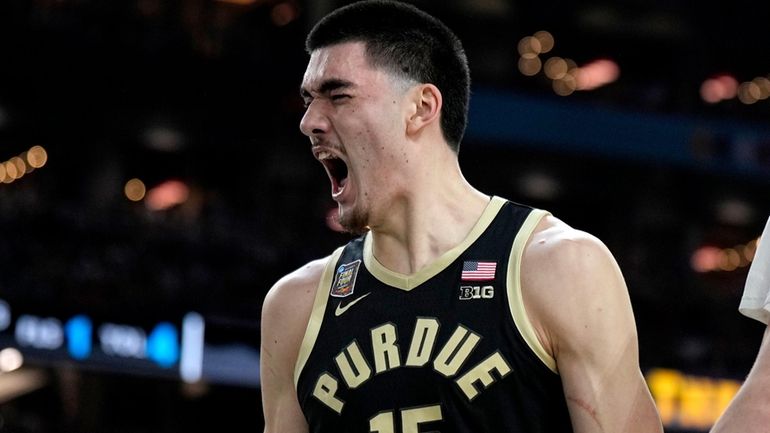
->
xmin=711 ymin=217 xmax=770 ymax=433
xmin=260 ymin=1 xmax=663 ymax=432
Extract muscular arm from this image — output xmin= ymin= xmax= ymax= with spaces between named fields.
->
xmin=261 ymin=258 xmax=328 ymax=433
xmin=522 ymin=218 xmax=663 ymax=433
xmin=710 ymin=325 xmax=770 ymax=433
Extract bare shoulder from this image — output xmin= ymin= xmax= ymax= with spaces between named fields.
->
xmin=261 ymin=255 xmax=332 ymax=372
xmin=262 ymin=256 xmax=330 ymax=335
xmin=521 ymin=216 xmax=661 ymax=432
xmin=524 ymin=214 xmax=617 ymax=272
xmin=520 ymin=214 xmax=633 ymax=353
xmin=264 ymin=257 xmax=329 ymax=312
xmin=261 ymin=258 xmax=330 ymax=433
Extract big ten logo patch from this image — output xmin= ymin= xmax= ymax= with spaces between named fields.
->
xmin=459 ymin=285 xmax=494 ymax=300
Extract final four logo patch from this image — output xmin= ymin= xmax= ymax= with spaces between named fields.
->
xmin=331 ymin=260 xmax=361 ymax=297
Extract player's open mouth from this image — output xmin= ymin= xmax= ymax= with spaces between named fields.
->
xmin=317 ymin=150 xmax=349 ymax=197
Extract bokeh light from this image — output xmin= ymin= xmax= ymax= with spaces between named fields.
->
xmin=125 ymin=178 xmax=147 ymax=202
xmin=517 ymin=36 xmax=542 ymax=56
xmin=271 ymin=2 xmax=297 ymax=27
xmin=0 ymin=348 xmax=24 ymax=373
xmin=552 ymin=74 xmax=577 ymax=96
xmin=533 ymin=30 xmax=554 ymax=53
xmin=26 ymin=146 xmax=48 ymax=169
xmin=518 ymin=56 xmax=542 ymax=76
xmin=544 ymin=57 xmax=569 ymax=80
xmin=146 ymin=180 xmax=190 ymax=211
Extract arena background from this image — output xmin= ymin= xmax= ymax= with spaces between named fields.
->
xmin=0 ymin=0 xmax=769 ymax=431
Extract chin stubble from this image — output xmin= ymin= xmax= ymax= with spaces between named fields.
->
xmin=338 ymin=206 xmax=369 ymax=236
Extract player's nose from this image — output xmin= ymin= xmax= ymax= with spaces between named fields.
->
xmin=299 ymin=101 xmax=329 ymax=138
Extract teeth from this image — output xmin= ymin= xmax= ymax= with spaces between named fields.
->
xmin=317 ymin=151 xmax=335 ymax=160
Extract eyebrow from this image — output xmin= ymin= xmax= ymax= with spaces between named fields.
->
xmin=300 ymin=78 xmax=355 ymax=99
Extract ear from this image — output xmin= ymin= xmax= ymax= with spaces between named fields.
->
xmin=406 ymin=84 xmax=442 ymax=137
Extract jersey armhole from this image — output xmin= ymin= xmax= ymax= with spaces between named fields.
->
xmin=293 ymin=247 xmax=345 ymax=388
xmin=506 ymin=209 xmax=559 ymax=374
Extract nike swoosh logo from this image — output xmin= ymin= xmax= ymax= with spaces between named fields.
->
xmin=335 ymin=292 xmax=371 ymax=317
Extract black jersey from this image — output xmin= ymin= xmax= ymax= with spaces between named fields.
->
xmin=294 ymin=197 xmax=573 ymax=433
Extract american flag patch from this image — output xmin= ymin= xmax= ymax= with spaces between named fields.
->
xmin=461 ymin=261 xmax=497 ymax=281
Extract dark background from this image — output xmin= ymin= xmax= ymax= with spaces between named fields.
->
xmin=0 ymin=0 xmax=769 ymax=431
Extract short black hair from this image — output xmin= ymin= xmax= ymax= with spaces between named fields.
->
xmin=306 ymin=0 xmax=470 ymax=152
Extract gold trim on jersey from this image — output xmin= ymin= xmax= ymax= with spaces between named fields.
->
xmin=363 ymin=196 xmax=507 ymax=291
xmin=294 ymin=246 xmax=346 ymax=388
xmin=506 ymin=209 xmax=559 ymax=374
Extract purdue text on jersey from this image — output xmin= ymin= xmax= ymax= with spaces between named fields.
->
xmin=295 ymin=197 xmax=574 ymax=433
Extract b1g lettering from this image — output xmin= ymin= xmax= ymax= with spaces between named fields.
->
xmin=458 ymin=285 xmax=494 ymax=300
xmin=311 ymin=318 xmax=513 ymax=414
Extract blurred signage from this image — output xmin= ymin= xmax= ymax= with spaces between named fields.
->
xmin=468 ymin=89 xmax=770 ymax=181
xmin=647 ymin=368 xmax=741 ymax=431
xmin=0 ymin=297 xmax=261 ymax=387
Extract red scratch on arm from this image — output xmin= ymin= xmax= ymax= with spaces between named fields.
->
xmin=567 ymin=395 xmax=603 ymax=431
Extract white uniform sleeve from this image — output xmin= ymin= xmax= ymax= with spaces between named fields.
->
xmin=739 ymin=216 xmax=770 ymax=324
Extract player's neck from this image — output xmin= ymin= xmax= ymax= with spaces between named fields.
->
xmin=368 ymin=161 xmax=489 ymax=275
